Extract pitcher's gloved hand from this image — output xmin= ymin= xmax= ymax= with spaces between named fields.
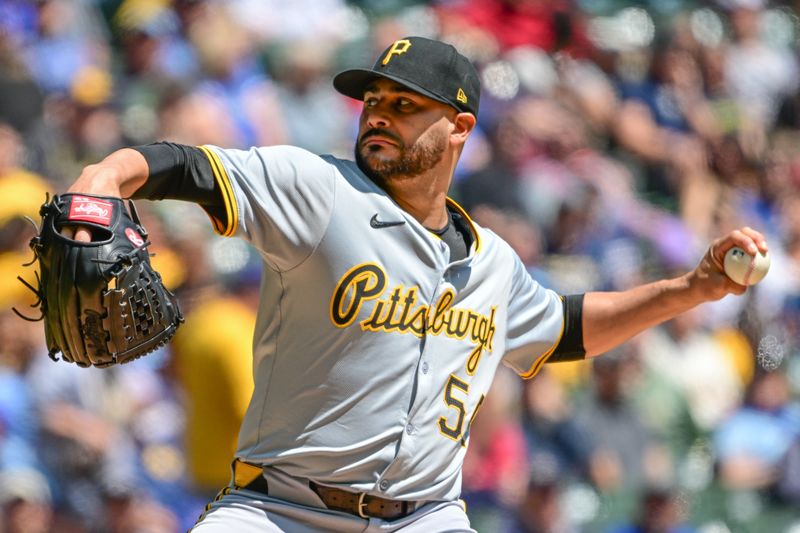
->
xmin=15 ymin=193 xmax=183 ymax=367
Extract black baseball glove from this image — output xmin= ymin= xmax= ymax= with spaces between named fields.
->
xmin=14 ymin=193 xmax=183 ymax=367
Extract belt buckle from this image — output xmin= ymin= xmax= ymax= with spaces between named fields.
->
xmin=357 ymin=492 xmax=369 ymax=519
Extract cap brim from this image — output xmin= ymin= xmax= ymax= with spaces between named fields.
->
xmin=333 ymin=68 xmax=457 ymax=110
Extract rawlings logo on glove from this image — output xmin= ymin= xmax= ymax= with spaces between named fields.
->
xmin=68 ymin=195 xmax=114 ymax=225
xmin=14 ymin=193 xmax=184 ymax=367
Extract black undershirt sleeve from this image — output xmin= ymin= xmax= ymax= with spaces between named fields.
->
xmin=548 ymin=293 xmax=586 ymax=363
xmin=131 ymin=142 xmax=228 ymax=230
xmin=131 ymin=142 xmax=225 ymax=208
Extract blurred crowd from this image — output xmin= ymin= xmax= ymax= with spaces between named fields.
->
xmin=1 ymin=0 xmax=800 ymax=532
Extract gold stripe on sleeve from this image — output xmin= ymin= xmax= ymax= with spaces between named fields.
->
xmin=519 ymin=341 xmax=559 ymax=380
xmin=519 ymin=305 xmax=566 ymax=380
xmin=197 ymin=145 xmax=231 ymax=234
xmin=198 ymin=145 xmax=239 ymax=237
xmin=208 ymin=210 xmax=224 ymax=234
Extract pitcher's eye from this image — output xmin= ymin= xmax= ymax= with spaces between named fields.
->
xmin=396 ymin=98 xmax=416 ymax=110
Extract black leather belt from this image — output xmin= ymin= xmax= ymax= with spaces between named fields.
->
xmin=232 ymin=460 xmax=420 ymax=520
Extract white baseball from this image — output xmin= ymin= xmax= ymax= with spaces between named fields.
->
xmin=723 ymin=247 xmax=770 ymax=286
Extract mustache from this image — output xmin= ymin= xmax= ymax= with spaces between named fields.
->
xmin=359 ymin=128 xmax=402 ymax=146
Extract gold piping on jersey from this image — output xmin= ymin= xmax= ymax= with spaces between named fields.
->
xmin=519 ymin=302 xmax=566 ymax=380
xmin=445 ymin=197 xmax=481 ymax=253
xmin=198 ymin=145 xmax=239 ymax=237
xmin=194 ymin=486 xmax=231 ymax=526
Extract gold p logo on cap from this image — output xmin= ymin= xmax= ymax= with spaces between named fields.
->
xmin=381 ymin=39 xmax=412 ymax=65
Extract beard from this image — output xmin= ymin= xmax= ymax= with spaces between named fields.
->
xmin=355 ymin=128 xmax=447 ymax=186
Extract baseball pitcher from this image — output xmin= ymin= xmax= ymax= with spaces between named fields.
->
xmin=61 ymin=37 xmax=767 ymax=532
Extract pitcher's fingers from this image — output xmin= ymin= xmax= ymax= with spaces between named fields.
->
xmin=75 ymin=227 xmax=91 ymax=242
xmin=708 ymin=242 xmax=725 ymax=271
xmin=739 ymin=226 xmax=768 ymax=253
xmin=59 ymin=225 xmax=92 ymax=241
xmin=722 ymin=229 xmax=759 ymax=255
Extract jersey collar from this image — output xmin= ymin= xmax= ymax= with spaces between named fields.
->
xmin=445 ymin=197 xmax=481 ymax=254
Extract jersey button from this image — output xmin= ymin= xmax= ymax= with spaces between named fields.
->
xmin=421 ymin=362 xmax=429 ymax=374
xmin=406 ymin=423 xmax=414 ymax=435
xmin=379 ymin=480 xmax=390 ymax=490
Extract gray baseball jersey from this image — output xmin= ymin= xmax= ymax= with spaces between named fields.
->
xmin=201 ymin=144 xmax=564 ymax=502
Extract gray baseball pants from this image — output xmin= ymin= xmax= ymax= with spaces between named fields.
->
xmin=191 ymin=466 xmax=476 ymax=532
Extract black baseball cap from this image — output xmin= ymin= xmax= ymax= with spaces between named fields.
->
xmin=333 ymin=36 xmax=480 ymax=116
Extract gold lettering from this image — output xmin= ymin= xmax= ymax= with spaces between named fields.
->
xmin=361 ymin=300 xmax=390 ymax=331
xmin=465 ymin=307 xmax=497 ymax=375
xmin=445 ymin=308 xmax=471 ymax=339
xmin=466 ymin=344 xmax=483 ymax=375
xmin=397 ymin=288 xmax=419 ymax=333
xmin=485 ymin=307 xmax=496 ymax=351
xmin=330 ymin=265 xmax=498 ymax=373
xmin=475 ymin=317 xmax=487 ymax=344
xmin=429 ymin=289 xmax=455 ymax=333
xmin=406 ymin=307 xmax=427 ymax=336
xmin=330 ymin=264 xmax=386 ymax=327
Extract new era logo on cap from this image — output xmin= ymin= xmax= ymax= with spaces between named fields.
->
xmin=333 ymin=36 xmax=481 ymax=116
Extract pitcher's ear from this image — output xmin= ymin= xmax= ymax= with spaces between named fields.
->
xmin=451 ymin=112 xmax=476 ymax=144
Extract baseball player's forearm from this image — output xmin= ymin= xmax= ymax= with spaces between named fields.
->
xmin=581 ymin=274 xmax=702 ymax=357
xmin=68 ymin=148 xmax=150 ymax=198
xmin=130 ymin=142 xmax=223 ymax=206
xmin=582 ymin=228 xmax=769 ymax=357
xmin=69 ymin=143 xmax=224 ymax=208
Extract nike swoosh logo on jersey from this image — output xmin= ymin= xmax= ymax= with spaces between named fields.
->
xmin=370 ymin=214 xmax=406 ymax=229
